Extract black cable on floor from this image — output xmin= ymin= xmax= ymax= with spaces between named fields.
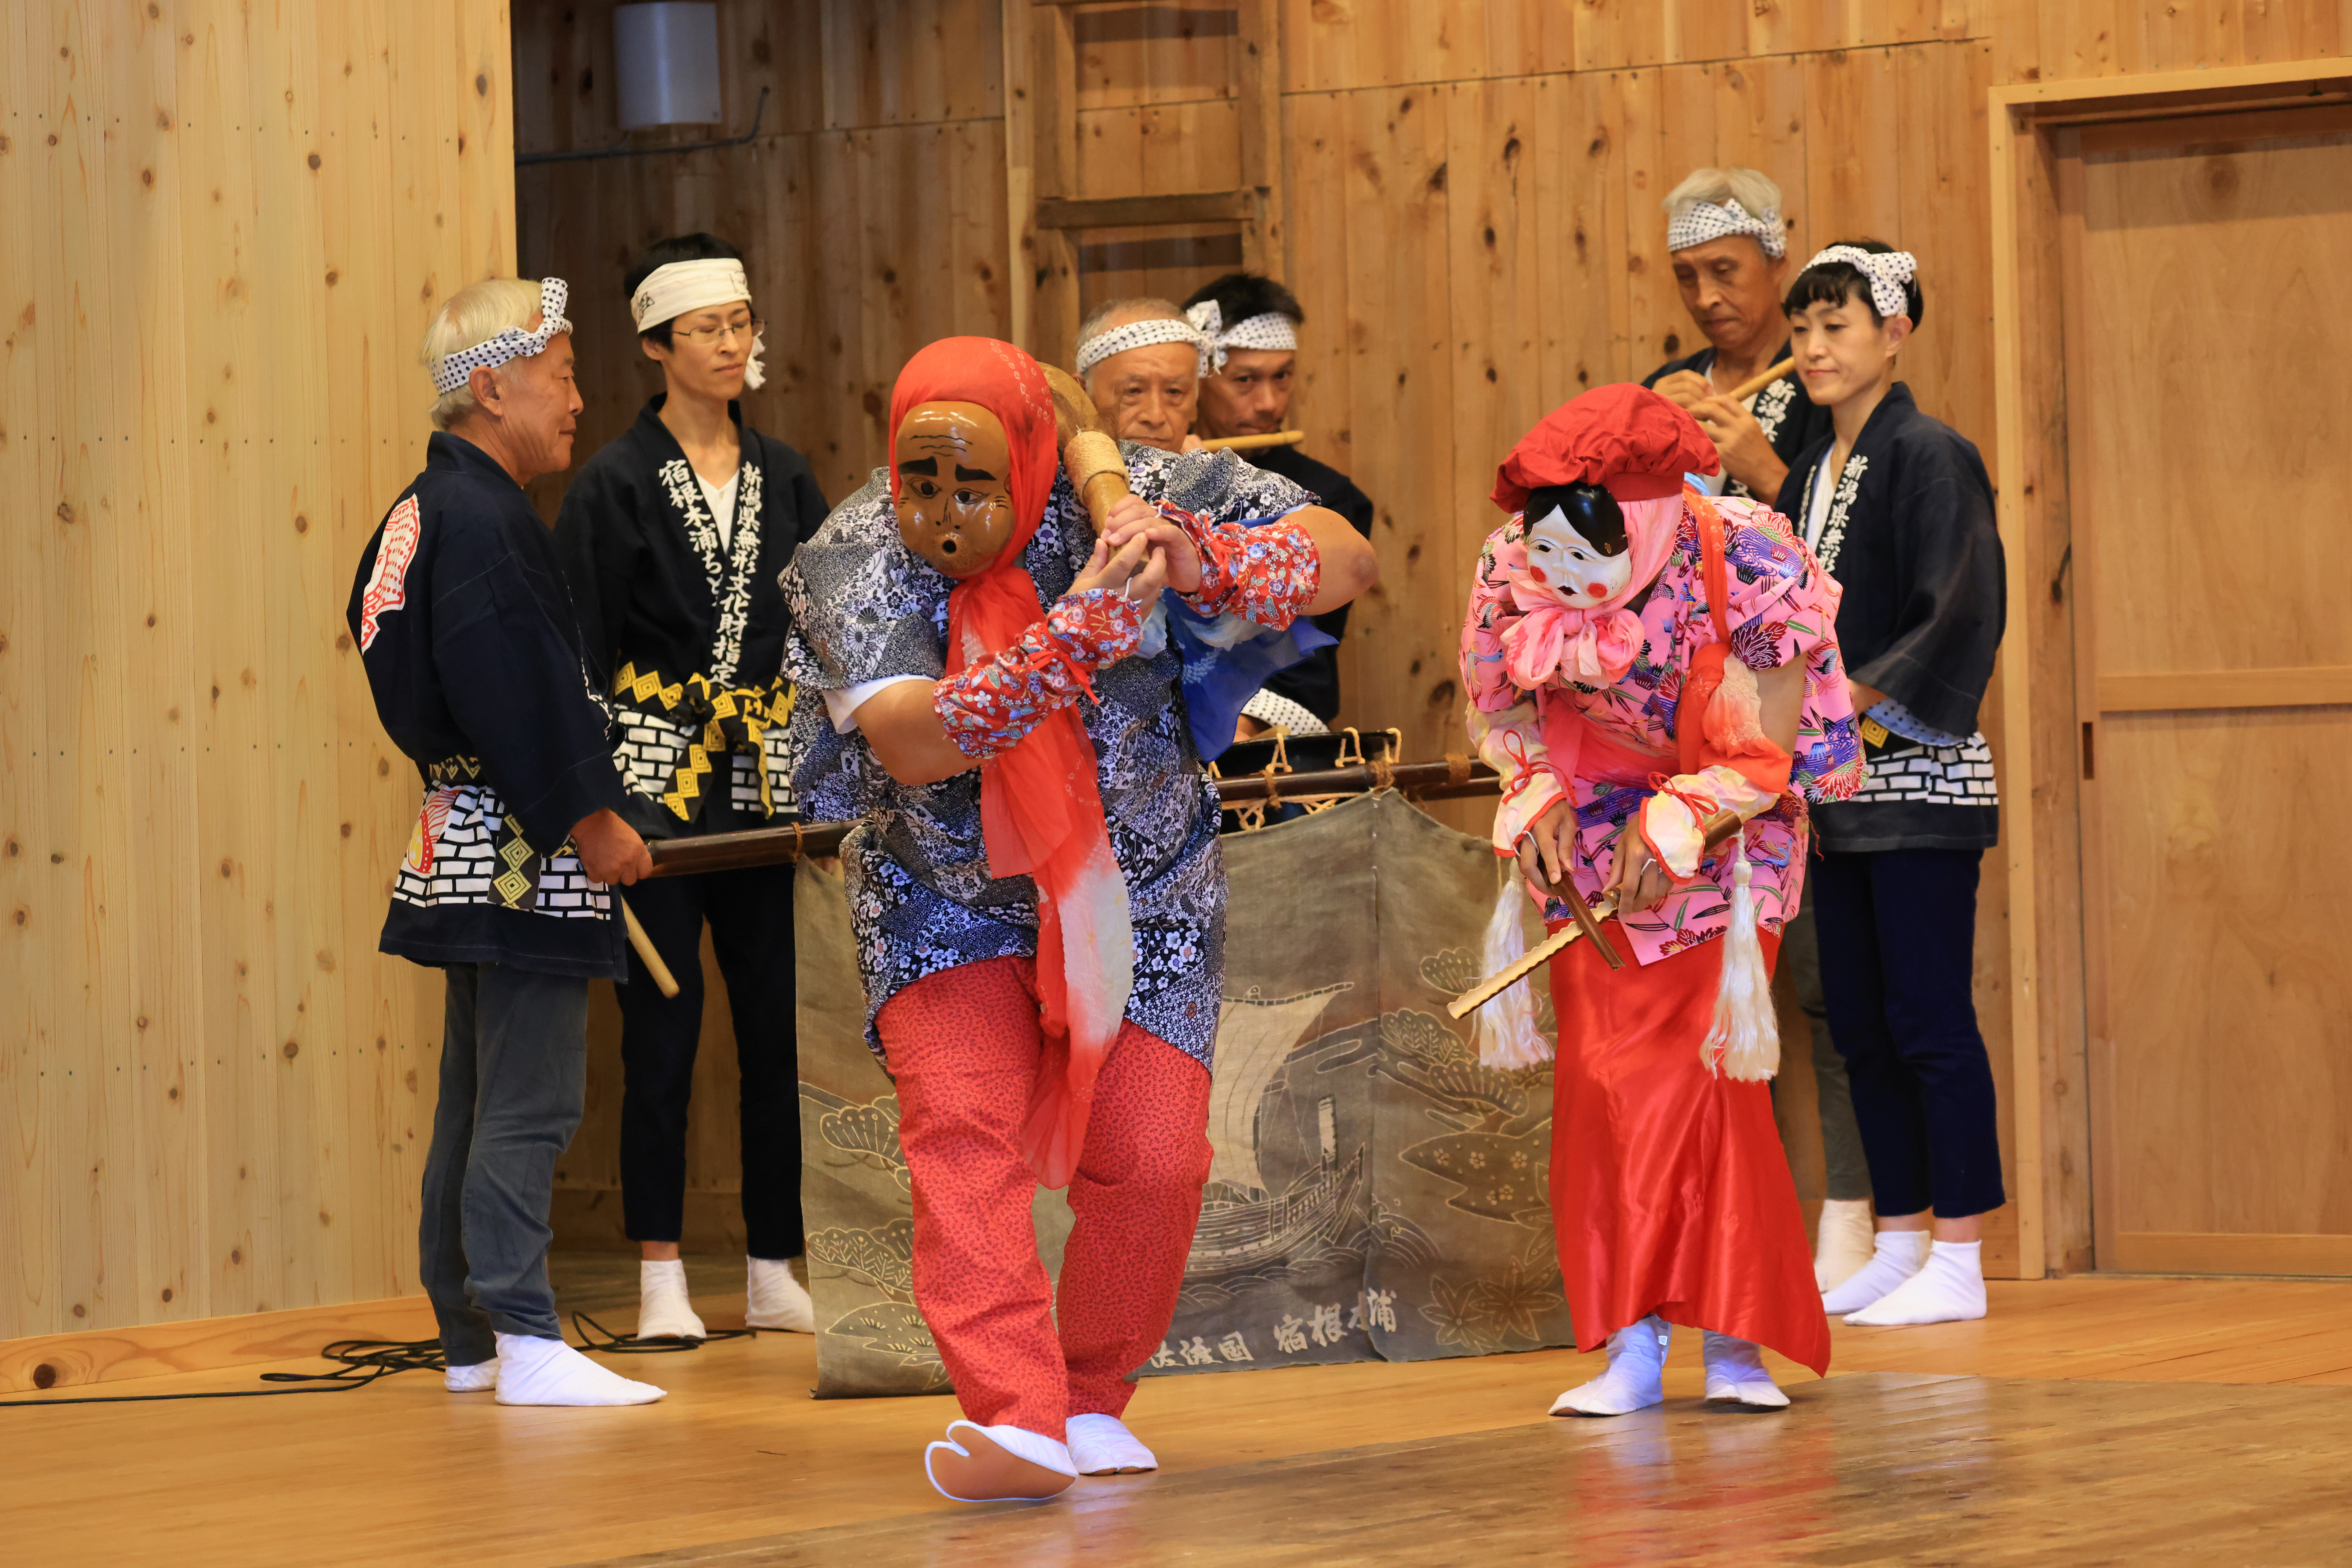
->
xmin=1 ymin=1318 xmax=762 ymax=1407
xmin=569 ymin=1310 xmax=759 ymax=1354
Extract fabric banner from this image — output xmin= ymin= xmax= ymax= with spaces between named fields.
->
xmin=797 ymin=792 xmax=1576 ymax=1398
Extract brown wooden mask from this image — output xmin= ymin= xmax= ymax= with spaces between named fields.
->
xmin=893 ymin=401 xmax=1018 ymax=577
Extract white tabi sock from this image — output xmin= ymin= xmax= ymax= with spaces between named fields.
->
xmin=1843 ymin=1239 xmax=1988 ymax=1326
xmin=1550 ymin=1315 xmax=1671 ymax=1417
xmin=492 ymin=1332 xmax=666 ymax=1406
xmin=1701 ymin=1330 xmax=1791 ymax=1408
xmin=443 ymin=1358 xmax=499 ymax=1393
xmin=1067 ymin=1412 xmax=1158 ymax=1474
xmin=635 ymin=1258 xmax=707 ymax=1342
xmin=745 ymin=1256 xmax=815 ymax=1333
xmin=1813 ymin=1197 xmax=1877 ymax=1293
xmin=1819 ymin=1228 xmax=1931 ymax=1315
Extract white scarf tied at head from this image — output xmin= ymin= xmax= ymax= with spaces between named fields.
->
xmin=1801 ymin=245 xmax=1919 ymax=320
xmin=1074 ymin=315 xmax=1212 ymax=381
xmin=432 ymin=277 xmax=573 ymax=395
xmin=1183 ymin=300 xmax=1300 ymax=374
xmin=632 ymin=258 xmax=766 ymax=390
xmin=1666 ymin=197 xmax=1787 ymax=258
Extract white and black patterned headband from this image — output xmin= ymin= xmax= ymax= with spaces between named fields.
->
xmin=1801 ymin=245 xmax=1919 ymax=319
xmin=1666 ymin=197 xmax=1787 ymax=258
xmin=1184 ymin=300 xmax=1299 ymax=373
xmin=1075 ymin=315 xmax=1210 ymax=381
xmin=431 ymin=277 xmax=573 ymax=396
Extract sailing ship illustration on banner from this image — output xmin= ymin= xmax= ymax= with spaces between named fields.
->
xmin=1187 ymin=982 xmax=1362 ymax=1278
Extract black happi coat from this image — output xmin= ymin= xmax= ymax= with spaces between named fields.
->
xmin=1243 ymin=441 xmax=1378 ymax=721
xmin=1644 ymin=339 xmax=1833 ymax=501
xmin=1776 ymin=383 xmax=2006 ymax=853
xmin=554 ymin=397 xmax=829 ymax=839
xmin=347 ymin=432 xmax=628 ymax=978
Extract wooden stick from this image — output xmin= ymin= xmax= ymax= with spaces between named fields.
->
xmin=643 ymin=758 xmax=1504 ymax=879
xmin=1726 ymin=357 xmax=1796 ymax=403
xmin=1444 ymin=807 xmax=1744 ymax=1021
xmin=621 ymin=898 xmax=681 ymax=999
xmin=1197 ymin=428 xmax=1306 ymax=452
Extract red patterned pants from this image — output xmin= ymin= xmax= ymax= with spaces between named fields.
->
xmin=877 ymin=956 xmax=1212 ymax=1439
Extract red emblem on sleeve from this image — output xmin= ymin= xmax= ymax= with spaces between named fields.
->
xmin=359 ymin=495 xmax=422 ymax=652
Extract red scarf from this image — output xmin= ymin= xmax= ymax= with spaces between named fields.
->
xmin=888 ymin=339 xmax=1133 ymax=1189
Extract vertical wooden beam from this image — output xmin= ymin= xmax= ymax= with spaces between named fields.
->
xmin=1238 ymin=0 xmax=1286 ymax=277
xmin=1003 ymin=0 xmax=1038 ymax=350
xmin=1030 ymin=3 xmax=1082 ymax=369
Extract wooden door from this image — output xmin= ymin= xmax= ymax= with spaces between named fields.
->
xmin=2061 ymin=107 xmax=2352 ymax=1275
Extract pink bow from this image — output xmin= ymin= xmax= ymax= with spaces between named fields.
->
xmin=1502 ymin=601 xmax=1644 ymax=688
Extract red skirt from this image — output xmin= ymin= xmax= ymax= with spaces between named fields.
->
xmin=1547 ymin=918 xmax=1831 ymax=1375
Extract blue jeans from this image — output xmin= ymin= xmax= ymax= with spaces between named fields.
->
xmin=419 ymin=963 xmax=589 ymax=1363
xmin=1811 ymin=848 xmax=2006 ymax=1220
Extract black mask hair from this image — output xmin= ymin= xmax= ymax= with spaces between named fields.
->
xmin=1522 ymin=482 xmax=1628 ymax=557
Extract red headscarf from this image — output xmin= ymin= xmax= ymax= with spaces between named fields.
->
xmin=888 ymin=338 xmax=1133 ymax=1190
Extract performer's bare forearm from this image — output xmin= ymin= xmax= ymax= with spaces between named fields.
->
xmin=1293 ymin=504 xmax=1379 ymax=615
xmin=854 ymin=680 xmax=979 ymax=786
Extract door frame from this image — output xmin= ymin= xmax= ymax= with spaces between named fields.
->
xmin=1988 ymin=59 xmax=2352 ymax=1277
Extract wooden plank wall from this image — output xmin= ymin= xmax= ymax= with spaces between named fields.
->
xmin=0 ymin=0 xmax=513 ymax=1341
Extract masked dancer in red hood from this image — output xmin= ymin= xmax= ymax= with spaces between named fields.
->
xmin=782 ymin=337 xmax=1375 ymax=1502
xmin=1460 ymin=383 xmax=1864 ymax=1414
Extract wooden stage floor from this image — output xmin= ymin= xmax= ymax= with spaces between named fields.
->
xmin=7 ymin=1269 xmax=2350 ymax=1567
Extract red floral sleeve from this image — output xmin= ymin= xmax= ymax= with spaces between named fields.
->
xmin=932 ymin=588 xmax=1143 ymax=760
xmin=1158 ymin=501 xmax=1321 ymax=629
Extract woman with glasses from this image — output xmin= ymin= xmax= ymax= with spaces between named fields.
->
xmin=554 ymin=233 xmax=831 ymax=1343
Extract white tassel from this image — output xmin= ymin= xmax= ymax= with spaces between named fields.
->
xmin=1701 ymin=839 xmax=1779 ymax=1081
xmin=1473 ymin=878 xmax=1551 ymax=1069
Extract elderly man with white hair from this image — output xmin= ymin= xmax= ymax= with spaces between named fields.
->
xmin=1074 ymin=296 xmax=1208 ymax=453
xmin=1643 ymin=167 xmax=1834 ymax=504
xmin=347 ymin=276 xmax=662 ymax=1407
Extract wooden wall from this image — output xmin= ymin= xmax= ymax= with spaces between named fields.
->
xmin=1 ymin=2 xmax=515 ymax=1341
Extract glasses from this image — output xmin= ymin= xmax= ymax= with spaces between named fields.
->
xmin=673 ymin=316 xmax=763 ymax=346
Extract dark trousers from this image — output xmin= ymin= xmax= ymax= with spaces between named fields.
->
xmin=1773 ymin=902 xmax=1874 ymax=1202
xmin=617 ymin=863 xmax=805 ymax=1260
xmin=1812 ymin=847 xmax=2006 ymax=1220
xmin=420 ymin=963 xmax=588 ymax=1361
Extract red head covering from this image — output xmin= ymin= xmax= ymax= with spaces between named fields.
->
xmin=886 ymin=337 xmax=1131 ymax=1190
xmin=1490 ymin=382 xmax=1720 ymax=513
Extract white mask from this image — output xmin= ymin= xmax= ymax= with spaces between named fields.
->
xmin=1523 ymin=505 xmax=1634 ymax=609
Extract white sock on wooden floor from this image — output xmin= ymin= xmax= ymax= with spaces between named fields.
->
xmin=1814 ymin=1198 xmax=1877 ymax=1292
xmin=492 ymin=1332 xmax=666 ymax=1406
xmin=1550 ymin=1315 xmax=1670 ymax=1417
xmin=636 ymin=1258 xmax=707 ymax=1342
xmin=1843 ymin=1239 xmax=1987 ymax=1326
xmin=746 ymin=1256 xmax=815 ymax=1332
xmin=1820 ymin=1229 xmax=1931 ymax=1315
xmin=443 ymin=1358 xmax=499 ymax=1393
xmin=1701 ymin=1330 xmax=1791 ymax=1408
xmin=1067 ymin=1412 xmax=1158 ymax=1474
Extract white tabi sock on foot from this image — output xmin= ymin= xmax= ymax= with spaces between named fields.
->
xmin=492 ymin=1332 xmax=666 ymax=1406
xmin=745 ymin=1256 xmax=815 ymax=1333
xmin=1550 ymin=1315 xmax=1670 ymax=1417
xmin=1813 ymin=1197 xmax=1877 ymax=1292
xmin=1843 ymin=1239 xmax=1987 ymax=1326
xmin=1067 ymin=1412 xmax=1158 ymax=1474
xmin=635 ymin=1258 xmax=706 ymax=1342
xmin=443 ymin=1358 xmax=499 ymax=1393
xmin=1820 ymin=1229 xmax=1931 ymax=1315
xmin=1701 ymin=1331 xmax=1791 ymax=1409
